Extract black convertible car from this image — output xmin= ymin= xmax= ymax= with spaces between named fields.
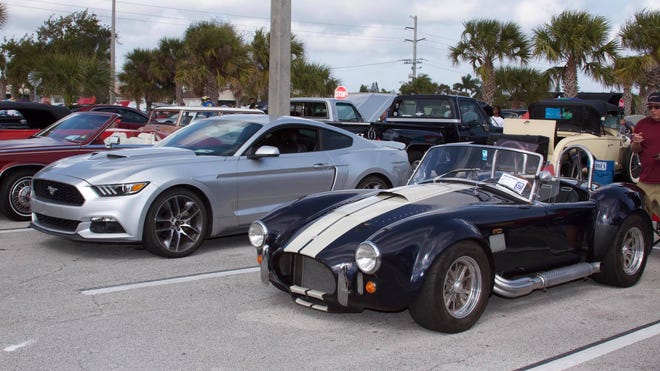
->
xmin=249 ymin=143 xmax=653 ymax=333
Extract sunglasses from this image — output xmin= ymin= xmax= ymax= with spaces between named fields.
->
xmin=648 ymin=104 xmax=660 ymax=110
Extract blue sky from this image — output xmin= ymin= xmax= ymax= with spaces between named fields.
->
xmin=3 ymin=0 xmax=658 ymax=95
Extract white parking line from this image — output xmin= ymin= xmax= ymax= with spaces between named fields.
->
xmin=3 ymin=339 xmax=36 ymax=352
xmin=81 ymin=266 xmax=260 ymax=295
xmin=524 ymin=321 xmax=660 ymax=370
xmin=0 ymin=227 xmax=33 ymax=234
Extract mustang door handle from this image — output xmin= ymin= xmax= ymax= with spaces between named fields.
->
xmin=313 ymin=163 xmax=331 ymax=169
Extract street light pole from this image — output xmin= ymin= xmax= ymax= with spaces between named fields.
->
xmin=268 ymin=0 xmax=291 ymax=116
xmin=110 ymin=0 xmax=116 ymax=103
xmin=404 ymin=15 xmax=425 ymax=80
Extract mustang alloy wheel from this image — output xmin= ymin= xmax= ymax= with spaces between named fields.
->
xmin=409 ymin=241 xmax=492 ymax=333
xmin=356 ymin=175 xmax=389 ymax=189
xmin=0 ymin=169 xmax=35 ymax=221
xmin=142 ymin=188 xmax=208 ymax=258
xmin=593 ymin=214 xmax=651 ymax=287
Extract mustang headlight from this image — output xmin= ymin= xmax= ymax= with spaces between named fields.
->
xmin=92 ymin=182 xmax=149 ymax=197
xmin=248 ymin=221 xmax=268 ymax=248
xmin=356 ymin=241 xmax=381 ymax=274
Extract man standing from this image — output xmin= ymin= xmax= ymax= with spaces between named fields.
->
xmin=631 ymin=91 xmax=660 ymax=222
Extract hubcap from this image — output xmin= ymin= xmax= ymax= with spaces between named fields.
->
xmin=621 ymin=226 xmax=645 ymax=275
xmin=153 ymin=195 xmax=204 ymax=253
xmin=443 ymin=256 xmax=482 ymax=319
xmin=10 ymin=177 xmax=32 ymax=217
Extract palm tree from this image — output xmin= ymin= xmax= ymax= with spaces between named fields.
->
xmin=245 ymin=28 xmax=306 ymax=102
xmin=33 ymin=53 xmax=110 ymax=105
xmin=533 ymin=10 xmax=618 ymax=98
xmin=118 ymin=48 xmax=165 ymax=110
xmin=291 ymin=61 xmax=338 ymax=97
xmin=611 ymin=56 xmax=646 ymax=115
xmin=495 ymin=66 xmax=550 ymax=108
xmin=449 ymin=19 xmax=530 ymax=105
xmin=156 ymin=37 xmax=184 ymax=104
xmin=452 ymin=74 xmax=480 ymax=97
xmin=399 ymin=74 xmax=438 ymax=95
xmin=619 ymin=9 xmax=660 ymax=105
xmin=0 ymin=3 xmax=7 ymax=30
xmin=178 ymin=21 xmax=247 ymax=102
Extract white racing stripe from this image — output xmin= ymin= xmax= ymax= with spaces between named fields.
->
xmin=284 ymin=184 xmax=471 ymax=258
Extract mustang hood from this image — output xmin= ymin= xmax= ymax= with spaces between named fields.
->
xmin=42 ymin=146 xmax=209 ymax=183
xmin=282 ymin=183 xmax=478 ymax=259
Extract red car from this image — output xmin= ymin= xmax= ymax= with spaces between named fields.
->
xmin=72 ymin=104 xmax=149 ymax=130
xmin=0 ymin=101 xmax=71 ymax=140
xmin=0 ymin=111 xmax=159 ymax=220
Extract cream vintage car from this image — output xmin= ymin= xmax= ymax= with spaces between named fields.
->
xmin=497 ymin=99 xmax=638 ymax=183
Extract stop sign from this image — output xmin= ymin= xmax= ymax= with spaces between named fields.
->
xmin=334 ymin=86 xmax=348 ymax=100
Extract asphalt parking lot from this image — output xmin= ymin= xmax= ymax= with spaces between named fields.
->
xmin=1 ymin=217 xmax=659 ymax=370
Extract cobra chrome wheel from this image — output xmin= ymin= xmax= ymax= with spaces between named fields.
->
xmin=443 ymin=256 xmax=482 ymax=319
xmin=594 ymin=214 xmax=651 ymax=287
xmin=409 ymin=241 xmax=491 ymax=333
xmin=143 ymin=188 xmax=208 ymax=258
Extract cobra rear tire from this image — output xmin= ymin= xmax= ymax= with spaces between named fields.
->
xmin=0 ymin=169 xmax=36 ymax=221
xmin=142 ymin=188 xmax=208 ymax=258
xmin=593 ymin=213 xmax=651 ymax=287
xmin=409 ymin=241 xmax=491 ymax=333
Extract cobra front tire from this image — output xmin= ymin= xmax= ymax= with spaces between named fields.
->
xmin=593 ymin=213 xmax=651 ymax=287
xmin=0 ymin=169 xmax=36 ymax=221
xmin=409 ymin=241 xmax=492 ymax=333
xmin=142 ymin=188 xmax=208 ymax=258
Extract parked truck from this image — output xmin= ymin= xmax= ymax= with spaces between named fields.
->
xmin=289 ymin=97 xmax=375 ymax=136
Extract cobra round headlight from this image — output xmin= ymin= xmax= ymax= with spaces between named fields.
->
xmin=355 ymin=241 xmax=381 ymax=274
xmin=248 ymin=221 xmax=267 ymax=248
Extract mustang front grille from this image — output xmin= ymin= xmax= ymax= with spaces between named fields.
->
xmin=35 ymin=213 xmax=79 ymax=233
xmin=278 ymin=253 xmax=336 ymax=294
xmin=32 ymin=179 xmax=85 ymax=206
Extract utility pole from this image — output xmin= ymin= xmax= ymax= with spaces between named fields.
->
xmin=404 ymin=15 xmax=425 ymax=80
xmin=268 ymin=0 xmax=291 ymax=116
xmin=110 ymin=0 xmax=116 ymax=103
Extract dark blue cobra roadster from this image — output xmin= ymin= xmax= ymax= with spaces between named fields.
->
xmin=249 ymin=143 xmax=653 ymax=333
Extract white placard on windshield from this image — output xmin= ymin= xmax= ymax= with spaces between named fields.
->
xmin=497 ymin=173 xmax=528 ymax=195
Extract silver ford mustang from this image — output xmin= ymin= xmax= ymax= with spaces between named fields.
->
xmin=30 ymin=115 xmax=410 ymax=258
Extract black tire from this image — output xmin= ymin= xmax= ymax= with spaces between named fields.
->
xmin=0 ymin=169 xmax=36 ymax=221
xmin=409 ymin=241 xmax=492 ymax=333
xmin=407 ymin=150 xmax=423 ymax=166
xmin=622 ymin=147 xmax=641 ymax=183
xmin=593 ymin=214 xmax=651 ymax=287
xmin=142 ymin=188 xmax=208 ymax=258
xmin=356 ymin=175 xmax=389 ymax=189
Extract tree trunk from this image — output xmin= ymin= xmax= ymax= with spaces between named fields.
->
xmin=563 ymin=57 xmax=578 ymax=98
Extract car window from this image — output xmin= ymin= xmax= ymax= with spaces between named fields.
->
xmin=390 ymin=97 xmax=455 ymax=118
xmin=459 ymin=101 xmax=482 ymax=124
xmin=321 ymin=128 xmax=353 ymax=150
xmin=117 ymin=109 xmax=147 ymax=123
xmin=253 ymin=126 xmax=319 ymax=154
xmin=160 ymin=119 xmax=262 ymax=156
xmin=336 ymin=102 xmax=361 ymax=122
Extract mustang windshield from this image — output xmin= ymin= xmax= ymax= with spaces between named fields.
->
xmin=157 ymin=118 xmax=262 ymax=156
xmin=409 ymin=144 xmax=543 ymax=202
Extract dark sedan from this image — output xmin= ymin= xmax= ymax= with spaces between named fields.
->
xmin=0 ymin=102 xmax=71 ymax=140
xmin=0 ymin=112 xmax=157 ymax=220
xmin=250 ymin=143 xmax=653 ymax=332
xmin=72 ymin=104 xmax=149 ymax=130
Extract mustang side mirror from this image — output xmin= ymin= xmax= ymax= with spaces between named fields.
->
xmin=248 ymin=145 xmax=280 ymax=159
